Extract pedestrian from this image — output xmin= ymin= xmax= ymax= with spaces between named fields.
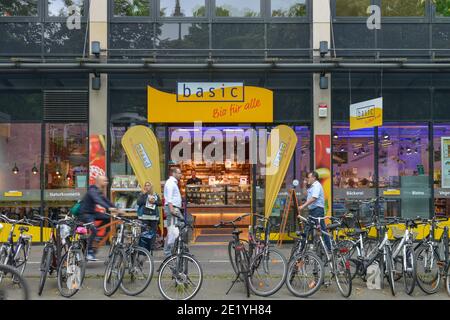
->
xmin=298 ymin=171 xmax=331 ymax=251
xmin=137 ymin=181 xmax=161 ymax=254
xmin=163 ymin=167 xmax=184 ymax=256
xmin=79 ymin=175 xmax=118 ymax=261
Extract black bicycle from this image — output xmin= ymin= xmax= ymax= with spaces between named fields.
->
xmin=158 ymin=218 xmax=203 ymax=300
xmin=34 ymin=214 xmax=70 ymax=296
xmin=0 ymin=215 xmax=33 ymax=284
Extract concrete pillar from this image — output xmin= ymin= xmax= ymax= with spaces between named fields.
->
xmin=312 ymin=0 xmax=333 ymax=216
xmin=88 ymin=0 xmax=108 ymax=172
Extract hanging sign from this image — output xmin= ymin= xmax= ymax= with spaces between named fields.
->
xmin=350 ymin=97 xmax=383 ymax=130
xmin=441 ymin=137 xmax=450 ymax=188
xmin=148 ymin=83 xmax=273 ymax=123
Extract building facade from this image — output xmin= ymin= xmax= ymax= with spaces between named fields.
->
xmin=1 ymin=0 xmax=450 ymax=241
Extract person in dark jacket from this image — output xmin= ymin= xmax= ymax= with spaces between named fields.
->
xmin=137 ymin=181 xmax=161 ymax=253
xmin=80 ymin=175 xmax=117 ymax=261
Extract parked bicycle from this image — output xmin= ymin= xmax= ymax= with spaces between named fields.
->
xmin=0 ymin=214 xmax=33 ymax=284
xmin=414 ymin=216 xmax=450 ymax=295
xmin=104 ymin=214 xmax=154 ymax=297
xmin=33 ymin=214 xmax=71 ymax=296
xmin=158 ymin=217 xmax=203 ymax=300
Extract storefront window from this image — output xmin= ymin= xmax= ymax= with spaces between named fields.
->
xmin=48 ymin=0 xmax=84 ymax=17
xmin=271 ymin=0 xmax=306 ymax=17
xmin=333 ymin=123 xmax=375 ymax=223
xmin=44 ymin=123 xmax=88 ymax=220
xmin=433 ymin=124 xmax=450 ymax=217
xmin=335 ymin=0 xmax=370 ymax=16
xmin=114 ymin=0 xmax=150 ymax=16
xmin=215 ymin=0 xmax=260 ymax=17
xmin=381 ymin=0 xmax=426 ymax=17
xmin=0 ymin=123 xmax=41 ymax=220
xmin=0 ymin=0 xmax=38 ymax=16
xmin=159 ymin=0 xmax=205 ymax=17
xmin=378 ymin=124 xmax=430 ymax=218
xmin=111 ymin=125 xmax=135 ymax=176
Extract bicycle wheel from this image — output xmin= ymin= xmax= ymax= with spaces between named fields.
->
xmin=403 ymin=247 xmax=416 ymax=295
xmin=103 ymin=248 xmax=126 ymax=297
xmin=38 ymin=245 xmax=53 ymax=296
xmin=384 ymin=246 xmax=396 ymax=296
xmin=235 ymin=250 xmax=250 ymax=297
xmin=0 ymin=264 xmax=29 ymax=300
xmin=249 ymin=248 xmax=287 ymax=297
xmin=228 ymin=240 xmax=249 ymax=279
xmin=415 ymin=245 xmax=441 ymax=294
xmin=285 ymin=251 xmax=324 ymax=298
xmin=120 ymin=246 xmax=154 ymax=296
xmin=333 ymin=250 xmax=352 ymax=298
xmin=0 ymin=245 xmax=9 ymax=283
xmin=13 ymin=240 xmax=31 ymax=284
xmin=57 ymin=249 xmax=86 ymax=298
xmin=158 ymin=254 xmax=203 ymax=300
xmin=445 ymin=264 xmax=450 ymax=297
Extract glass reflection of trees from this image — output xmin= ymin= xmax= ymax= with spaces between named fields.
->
xmin=114 ymin=0 xmax=150 ymax=16
xmin=271 ymin=0 xmax=306 ymax=17
xmin=215 ymin=0 xmax=260 ymax=17
xmin=382 ymin=0 xmax=426 ymax=16
xmin=48 ymin=0 xmax=84 ymax=17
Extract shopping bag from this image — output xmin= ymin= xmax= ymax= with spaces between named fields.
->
xmin=366 ymin=262 xmax=381 ymax=290
xmin=167 ymin=224 xmax=179 ymax=245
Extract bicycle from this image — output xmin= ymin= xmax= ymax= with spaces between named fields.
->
xmin=33 ymin=214 xmax=71 ymax=296
xmin=158 ymin=218 xmax=203 ymax=300
xmin=104 ymin=214 xmax=154 ymax=297
xmin=56 ymin=218 xmax=91 ymax=298
xmin=0 ymin=215 xmax=33 ymax=284
xmin=297 ymin=214 xmax=353 ymax=298
xmin=414 ymin=216 xmax=450 ymax=295
xmin=0 ymin=264 xmax=30 ymax=300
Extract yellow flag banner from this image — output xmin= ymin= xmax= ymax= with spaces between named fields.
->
xmin=121 ymin=126 xmax=163 ymax=229
xmin=147 ymin=83 xmax=273 ymax=123
xmin=264 ymin=125 xmax=298 ymax=219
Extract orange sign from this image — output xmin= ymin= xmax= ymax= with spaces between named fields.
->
xmin=148 ymin=83 xmax=273 ymax=123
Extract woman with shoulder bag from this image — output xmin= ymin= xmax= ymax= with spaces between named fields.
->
xmin=137 ymin=181 xmax=162 ymax=254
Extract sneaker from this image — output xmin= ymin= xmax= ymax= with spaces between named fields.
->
xmin=87 ymin=254 xmax=98 ymax=261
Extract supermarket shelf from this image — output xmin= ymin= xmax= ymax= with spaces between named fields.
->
xmin=111 ymin=188 xmax=141 ymax=192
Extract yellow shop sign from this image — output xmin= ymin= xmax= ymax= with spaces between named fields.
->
xmin=148 ymin=82 xmax=273 ymax=123
xmin=4 ymin=191 xmax=23 ymax=197
xmin=350 ymin=97 xmax=383 ymax=131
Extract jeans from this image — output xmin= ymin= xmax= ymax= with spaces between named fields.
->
xmin=140 ymin=219 xmax=159 ymax=251
xmin=80 ymin=213 xmax=110 ymax=254
xmin=163 ymin=205 xmax=183 ymax=257
xmin=307 ymin=207 xmax=331 ymax=251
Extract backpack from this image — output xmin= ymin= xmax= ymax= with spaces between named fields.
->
xmin=70 ymin=199 xmax=83 ymax=217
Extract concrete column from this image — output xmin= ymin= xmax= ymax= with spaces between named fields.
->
xmin=312 ymin=0 xmax=332 ymax=164
xmin=89 ymin=0 xmax=108 ymax=171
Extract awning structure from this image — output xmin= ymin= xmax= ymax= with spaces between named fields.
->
xmin=2 ymin=61 xmax=450 ymax=73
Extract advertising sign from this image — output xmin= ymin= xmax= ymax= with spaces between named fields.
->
xmin=264 ymin=125 xmax=297 ymax=219
xmin=315 ymin=135 xmax=331 ymax=217
xmin=442 ymin=137 xmax=450 ymax=188
xmin=148 ymin=83 xmax=273 ymax=123
xmin=350 ymin=97 xmax=383 ymax=131
xmin=89 ymin=134 xmax=106 ymax=185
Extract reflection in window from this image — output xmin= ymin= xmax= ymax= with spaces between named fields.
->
xmin=378 ymin=124 xmax=429 ymax=218
xmin=0 ymin=0 xmax=38 ymax=16
xmin=435 ymin=0 xmax=450 ymax=17
xmin=159 ymin=0 xmax=205 ymax=17
xmin=381 ymin=0 xmax=425 ymax=17
xmin=335 ymin=0 xmax=370 ymax=16
xmin=215 ymin=0 xmax=260 ymax=17
xmin=271 ymin=0 xmax=306 ymax=17
xmin=114 ymin=0 xmax=150 ymax=16
xmin=155 ymin=23 xmax=209 ymax=49
xmin=433 ymin=124 xmax=450 ymax=217
xmin=0 ymin=123 xmax=41 ymax=220
xmin=45 ymin=123 xmax=88 ymax=190
xmin=48 ymin=0 xmax=84 ymax=17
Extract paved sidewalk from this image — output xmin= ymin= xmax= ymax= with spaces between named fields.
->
xmin=7 ymin=244 xmax=450 ymax=300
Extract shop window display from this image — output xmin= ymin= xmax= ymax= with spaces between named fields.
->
xmin=433 ymin=124 xmax=450 ymax=217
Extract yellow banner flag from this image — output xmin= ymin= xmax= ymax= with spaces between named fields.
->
xmin=264 ymin=125 xmax=298 ymax=219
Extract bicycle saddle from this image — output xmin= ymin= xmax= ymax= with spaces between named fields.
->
xmin=326 ymin=223 xmax=341 ymax=231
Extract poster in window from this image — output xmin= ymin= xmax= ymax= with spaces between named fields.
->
xmin=442 ymin=137 xmax=450 ymax=188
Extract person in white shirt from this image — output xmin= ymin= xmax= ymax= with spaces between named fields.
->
xmin=163 ymin=167 xmax=183 ymax=256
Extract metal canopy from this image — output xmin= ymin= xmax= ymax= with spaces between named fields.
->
xmin=2 ymin=61 xmax=450 ymax=73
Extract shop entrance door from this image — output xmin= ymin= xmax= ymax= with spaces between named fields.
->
xmin=168 ymin=126 xmax=253 ymax=243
